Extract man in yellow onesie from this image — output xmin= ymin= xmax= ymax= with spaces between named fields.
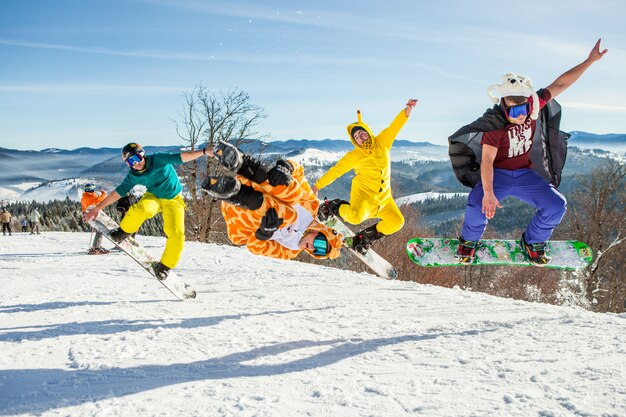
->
xmin=313 ymin=99 xmax=417 ymax=254
xmin=83 ymin=142 xmax=207 ymax=280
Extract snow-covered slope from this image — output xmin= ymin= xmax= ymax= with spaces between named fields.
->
xmin=0 ymin=233 xmax=624 ymax=417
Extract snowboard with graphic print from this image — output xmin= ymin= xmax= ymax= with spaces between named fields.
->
xmin=406 ymin=237 xmax=592 ymax=270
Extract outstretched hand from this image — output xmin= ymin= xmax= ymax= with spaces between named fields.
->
xmin=587 ymin=38 xmax=608 ymax=64
xmin=405 ymin=98 xmax=418 ymax=116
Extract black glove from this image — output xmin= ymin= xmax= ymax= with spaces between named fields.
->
xmin=255 ymin=208 xmax=284 ymax=240
xmin=267 ymin=160 xmax=293 ymax=186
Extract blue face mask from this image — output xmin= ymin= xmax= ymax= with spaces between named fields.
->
xmin=506 ymin=102 xmax=529 ymax=119
xmin=312 ymin=233 xmax=329 ymax=256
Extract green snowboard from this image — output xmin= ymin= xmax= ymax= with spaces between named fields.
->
xmin=406 ymin=238 xmax=593 ymax=270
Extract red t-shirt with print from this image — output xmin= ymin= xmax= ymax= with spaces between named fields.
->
xmin=481 ymin=89 xmax=552 ymax=170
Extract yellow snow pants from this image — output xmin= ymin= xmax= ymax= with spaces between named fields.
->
xmin=338 ymin=186 xmax=404 ymax=235
xmin=120 ymin=192 xmax=186 ymax=269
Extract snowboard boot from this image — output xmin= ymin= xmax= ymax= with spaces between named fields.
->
xmin=455 ymin=237 xmax=478 ymax=264
xmin=351 ymin=224 xmax=385 ymax=255
xmin=202 ymin=176 xmax=263 ymax=210
xmin=317 ymin=198 xmax=349 ymax=222
xmin=521 ymin=233 xmax=550 ymax=266
xmin=202 ymin=176 xmax=241 ymax=199
xmin=153 ymin=262 xmax=170 ymax=281
xmin=110 ymin=228 xmax=131 ymax=244
xmin=213 ymin=140 xmax=244 ymax=172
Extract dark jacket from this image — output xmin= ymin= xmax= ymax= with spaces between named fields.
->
xmin=448 ymin=89 xmax=570 ymax=188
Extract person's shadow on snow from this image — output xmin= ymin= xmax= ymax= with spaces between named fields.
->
xmin=0 ymin=328 xmax=497 ymax=415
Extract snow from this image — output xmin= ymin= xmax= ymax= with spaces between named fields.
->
xmin=0 ymin=188 xmax=22 ymax=203
xmin=396 ymin=192 xmax=468 ymax=206
xmin=12 ymin=182 xmax=42 ymax=192
xmin=283 ymin=149 xmax=343 ymax=166
xmin=0 ymin=232 xmax=625 ymax=417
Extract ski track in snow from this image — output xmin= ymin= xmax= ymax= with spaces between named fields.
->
xmin=0 ymin=233 xmax=624 ymax=417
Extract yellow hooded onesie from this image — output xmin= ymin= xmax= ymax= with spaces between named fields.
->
xmin=314 ymin=109 xmax=408 ymax=235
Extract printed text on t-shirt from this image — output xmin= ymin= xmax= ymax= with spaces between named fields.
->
xmin=507 ymin=120 xmax=533 ymax=158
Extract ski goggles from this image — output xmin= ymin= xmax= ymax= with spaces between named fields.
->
xmin=312 ymin=232 xmax=329 ymax=257
xmin=125 ymin=153 xmax=144 ymax=167
xmin=505 ymin=102 xmax=530 ymax=119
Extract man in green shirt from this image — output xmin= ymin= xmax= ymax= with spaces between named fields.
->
xmin=83 ymin=142 xmax=207 ymax=279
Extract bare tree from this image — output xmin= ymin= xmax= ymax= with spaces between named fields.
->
xmin=173 ymin=85 xmax=267 ymax=243
xmin=562 ymin=159 xmax=626 ymax=312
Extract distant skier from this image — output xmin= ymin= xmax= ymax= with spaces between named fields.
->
xmin=80 ymin=182 xmax=109 ymax=254
xmin=312 ymin=99 xmax=417 ymax=254
xmin=83 ymin=143 xmax=208 ymax=279
xmin=201 ymin=141 xmax=343 ymax=260
xmin=29 ymin=208 xmax=42 ymax=235
xmin=449 ymin=39 xmax=608 ymax=265
xmin=1 ymin=208 xmax=12 ymax=236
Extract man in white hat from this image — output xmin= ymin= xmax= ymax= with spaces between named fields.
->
xmin=450 ymin=39 xmax=607 ymax=265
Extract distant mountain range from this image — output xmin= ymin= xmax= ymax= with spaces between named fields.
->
xmin=567 ymin=132 xmax=626 ymax=153
xmin=0 ymin=132 xmax=624 ymax=204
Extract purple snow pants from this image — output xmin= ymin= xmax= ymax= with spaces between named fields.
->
xmin=461 ymin=168 xmax=567 ymax=244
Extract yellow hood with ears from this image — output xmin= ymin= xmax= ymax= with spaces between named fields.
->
xmin=346 ymin=110 xmax=376 ymax=150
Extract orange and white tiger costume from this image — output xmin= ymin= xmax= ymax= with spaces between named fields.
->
xmin=221 ymin=161 xmax=343 ymax=260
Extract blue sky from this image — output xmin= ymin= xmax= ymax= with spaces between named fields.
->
xmin=1 ymin=0 xmax=625 ymax=150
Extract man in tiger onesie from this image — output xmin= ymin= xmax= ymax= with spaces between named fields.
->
xmin=202 ymin=141 xmax=343 ymax=261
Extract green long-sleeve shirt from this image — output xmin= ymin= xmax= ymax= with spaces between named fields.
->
xmin=115 ymin=152 xmax=184 ymax=199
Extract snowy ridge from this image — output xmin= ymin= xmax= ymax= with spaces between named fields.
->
xmin=19 ymin=178 xmax=94 ymax=202
xmin=395 ymin=192 xmax=468 ymax=206
xmin=270 ymin=148 xmax=343 ymax=166
xmin=0 ymin=232 xmax=624 ymax=416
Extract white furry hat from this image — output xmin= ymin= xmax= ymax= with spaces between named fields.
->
xmin=487 ymin=72 xmax=539 ymax=120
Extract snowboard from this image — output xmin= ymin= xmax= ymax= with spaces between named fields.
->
xmin=323 ymin=217 xmax=397 ymax=280
xmin=406 ymin=237 xmax=593 ymax=270
xmin=88 ymin=211 xmax=196 ymax=300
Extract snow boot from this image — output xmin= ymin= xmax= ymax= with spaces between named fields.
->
xmin=153 ymin=262 xmax=170 ymax=281
xmin=202 ymin=176 xmax=263 ymax=210
xmin=521 ymin=232 xmax=550 ymax=266
xmin=213 ymin=140 xmax=244 ymax=172
xmin=351 ymin=224 xmax=385 ymax=255
xmin=317 ymin=198 xmax=348 ymax=222
xmin=88 ymin=247 xmax=111 ymax=255
xmin=455 ymin=237 xmax=478 ymax=264
xmin=110 ymin=228 xmax=131 ymax=244
xmin=202 ymin=176 xmax=241 ymax=199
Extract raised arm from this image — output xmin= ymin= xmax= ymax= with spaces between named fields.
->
xmin=546 ymin=38 xmax=607 ymax=99
xmin=180 ymin=148 xmax=208 ymax=163
xmin=378 ymin=99 xmax=417 ymax=149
